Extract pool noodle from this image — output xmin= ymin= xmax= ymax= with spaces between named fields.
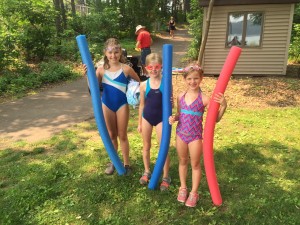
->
xmin=203 ymin=46 xmax=242 ymax=205
xmin=148 ymin=44 xmax=173 ymax=189
xmin=76 ymin=35 xmax=126 ymax=175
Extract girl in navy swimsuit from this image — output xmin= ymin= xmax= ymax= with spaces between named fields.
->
xmin=138 ymin=53 xmax=172 ymax=191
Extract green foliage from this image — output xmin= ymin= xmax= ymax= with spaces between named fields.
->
xmin=48 ymin=38 xmax=80 ymax=61
xmin=293 ymin=3 xmax=300 ymax=24
xmin=186 ymin=0 xmax=203 ymax=60
xmin=0 ymin=61 xmax=80 ymax=99
xmin=18 ymin=1 xmax=56 ymax=61
xmin=0 ymin=32 xmax=21 ymax=71
xmin=89 ymin=7 xmax=122 ymax=42
xmin=0 ymin=0 xmax=56 ymax=70
xmin=289 ymin=24 xmax=300 ymax=63
xmin=70 ymin=7 xmax=122 ymax=43
xmin=39 ymin=61 xmax=76 ymax=84
xmin=0 ymin=107 xmax=299 ymax=224
xmin=0 ymin=0 xmax=184 ymax=72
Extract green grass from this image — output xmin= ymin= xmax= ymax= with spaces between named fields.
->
xmin=1 ymin=107 xmax=299 ymax=224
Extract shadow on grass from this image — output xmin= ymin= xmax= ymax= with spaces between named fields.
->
xmin=0 ymin=137 xmax=299 ymax=224
xmin=212 ymin=141 xmax=299 ymax=224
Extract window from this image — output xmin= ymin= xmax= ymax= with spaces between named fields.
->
xmin=226 ymin=12 xmax=263 ymax=48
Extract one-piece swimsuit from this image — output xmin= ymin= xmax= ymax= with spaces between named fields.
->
xmin=176 ymin=90 xmax=204 ymax=144
xmin=142 ymin=78 xmax=163 ymax=126
xmin=102 ymin=65 xmax=128 ymax=112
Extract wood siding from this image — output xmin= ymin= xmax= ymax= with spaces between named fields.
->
xmin=202 ymin=4 xmax=294 ymax=75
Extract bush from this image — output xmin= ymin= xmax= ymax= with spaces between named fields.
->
xmin=0 ymin=61 xmax=80 ymax=99
xmin=186 ymin=0 xmax=203 ymax=60
xmin=0 ymin=72 xmax=40 ymax=97
xmin=39 ymin=61 xmax=75 ymax=84
xmin=289 ymin=24 xmax=300 ymax=63
xmin=0 ymin=76 xmax=12 ymax=93
xmin=70 ymin=7 xmax=121 ymax=44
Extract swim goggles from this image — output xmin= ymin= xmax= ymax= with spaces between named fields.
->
xmin=145 ymin=64 xmax=162 ymax=71
xmin=183 ymin=65 xmax=202 ymax=72
xmin=106 ymin=45 xmax=121 ymax=51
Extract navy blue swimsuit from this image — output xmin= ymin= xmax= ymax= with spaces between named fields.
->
xmin=143 ymin=78 xmax=163 ymax=126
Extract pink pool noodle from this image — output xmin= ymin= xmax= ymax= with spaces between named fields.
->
xmin=203 ymin=46 xmax=242 ymax=206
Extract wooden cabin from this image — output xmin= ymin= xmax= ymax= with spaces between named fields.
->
xmin=199 ymin=0 xmax=300 ymax=76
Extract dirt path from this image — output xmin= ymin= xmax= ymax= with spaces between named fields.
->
xmin=0 ymin=28 xmax=192 ymax=146
xmin=151 ymin=27 xmax=192 ymax=67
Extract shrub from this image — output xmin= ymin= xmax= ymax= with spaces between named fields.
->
xmin=289 ymin=24 xmax=300 ymax=63
xmin=186 ymin=0 xmax=203 ymax=60
xmin=39 ymin=61 xmax=75 ymax=84
xmin=0 ymin=61 xmax=79 ymax=99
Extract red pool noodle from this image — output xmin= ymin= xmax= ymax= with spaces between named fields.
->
xmin=203 ymin=46 xmax=242 ymax=206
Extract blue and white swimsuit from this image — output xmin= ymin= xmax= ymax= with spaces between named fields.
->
xmin=102 ymin=66 xmax=128 ymax=112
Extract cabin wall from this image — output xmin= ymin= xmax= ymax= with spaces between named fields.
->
xmin=202 ymin=4 xmax=294 ymax=75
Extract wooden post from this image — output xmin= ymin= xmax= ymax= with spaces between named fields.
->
xmin=197 ymin=0 xmax=214 ymax=65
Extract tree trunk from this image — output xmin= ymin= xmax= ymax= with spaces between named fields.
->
xmin=60 ymin=0 xmax=67 ymax=29
xmin=53 ymin=0 xmax=63 ymax=36
xmin=197 ymin=0 xmax=214 ymax=65
xmin=183 ymin=0 xmax=190 ymax=12
xmin=71 ymin=0 xmax=76 ymax=16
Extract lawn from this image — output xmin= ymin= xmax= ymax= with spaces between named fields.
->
xmin=0 ymin=76 xmax=300 ymax=224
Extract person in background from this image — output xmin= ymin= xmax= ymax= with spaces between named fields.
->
xmin=135 ymin=25 xmax=153 ymax=77
xmin=169 ymin=63 xmax=227 ymax=207
xmin=168 ymin=16 xmax=176 ymax=38
xmin=228 ymin=36 xmax=241 ymax=46
xmin=138 ymin=53 xmax=172 ymax=191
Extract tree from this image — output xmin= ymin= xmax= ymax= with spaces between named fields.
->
xmin=60 ymin=0 xmax=67 ymax=29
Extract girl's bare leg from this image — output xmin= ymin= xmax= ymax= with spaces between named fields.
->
xmin=188 ymin=139 xmax=203 ymax=193
xmin=141 ymin=118 xmax=153 ymax=173
xmin=103 ymin=104 xmax=118 ymax=151
xmin=116 ymin=105 xmax=130 ymax=165
xmin=176 ymin=136 xmax=189 ymax=189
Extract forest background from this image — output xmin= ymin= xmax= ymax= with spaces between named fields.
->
xmin=0 ymin=0 xmax=300 ymax=99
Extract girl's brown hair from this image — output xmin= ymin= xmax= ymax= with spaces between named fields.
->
xmin=103 ymin=38 xmax=126 ymax=69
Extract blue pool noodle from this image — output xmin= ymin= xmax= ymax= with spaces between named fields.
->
xmin=148 ymin=44 xmax=173 ymax=189
xmin=76 ymin=35 xmax=126 ymax=175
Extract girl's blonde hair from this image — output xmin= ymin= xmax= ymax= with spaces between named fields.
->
xmin=145 ymin=53 xmax=162 ymax=66
xmin=103 ymin=38 xmax=126 ymax=69
xmin=183 ymin=61 xmax=204 ymax=79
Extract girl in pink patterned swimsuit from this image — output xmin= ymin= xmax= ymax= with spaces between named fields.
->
xmin=169 ymin=63 xmax=227 ymax=207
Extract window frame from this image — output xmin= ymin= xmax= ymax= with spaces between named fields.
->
xmin=226 ymin=11 xmax=264 ymax=48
